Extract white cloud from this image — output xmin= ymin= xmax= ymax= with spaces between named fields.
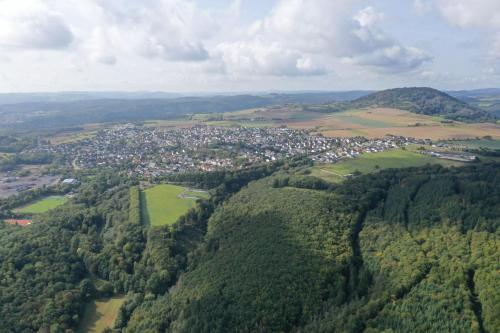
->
xmin=0 ymin=0 xmax=449 ymax=91
xmin=344 ymin=7 xmax=431 ymax=72
xmin=0 ymin=0 xmax=431 ymax=79
xmin=90 ymin=0 xmax=217 ymax=62
xmin=225 ymin=1 xmax=430 ymax=75
xmin=432 ymin=1 xmax=500 ymax=61
xmin=435 ymin=0 xmax=500 ymax=28
xmin=355 ymin=6 xmax=384 ymax=27
xmin=86 ymin=28 xmax=117 ymax=65
xmin=0 ymin=0 xmax=73 ymax=49
xmin=216 ymin=41 xmax=326 ymax=76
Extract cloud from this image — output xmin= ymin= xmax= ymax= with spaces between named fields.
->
xmin=344 ymin=45 xmax=431 ymax=73
xmin=0 ymin=0 xmax=73 ymax=49
xmin=86 ymin=28 xmax=117 ymax=65
xmin=216 ymin=41 xmax=326 ymax=76
xmin=435 ymin=0 xmax=500 ymax=28
xmin=343 ymin=7 xmax=431 ymax=72
xmin=92 ymin=0 xmax=215 ymax=62
xmin=0 ymin=0 xmax=437 ymax=89
xmin=222 ymin=1 xmax=430 ymax=75
xmin=431 ymin=1 xmax=500 ymax=61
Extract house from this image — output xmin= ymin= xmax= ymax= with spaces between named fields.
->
xmin=62 ymin=178 xmax=79 ymax=185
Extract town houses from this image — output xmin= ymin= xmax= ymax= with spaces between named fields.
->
xmin=23 ymin=124 xmax=425 ymax=178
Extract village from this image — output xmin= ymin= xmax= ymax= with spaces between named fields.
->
xmin=16 ymin=124 xmax=428 ymax=178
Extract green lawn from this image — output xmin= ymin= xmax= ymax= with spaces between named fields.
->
xmin=141 ymin=184 xmax=208 ymax=227
xmin=78 ymin=295 xmax=125 ymax=333
xmin=15 ymin=195 xmax=68 ymax=214
xmin=312 ymin=149 xmax=462 ymax=183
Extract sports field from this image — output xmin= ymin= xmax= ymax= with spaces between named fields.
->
xmin=141 ymin=184 xmax=208 ymax=227
xmin=78 ymin=295 xmax=125 ymax=333
xmin=311 ymin=149 xmax=462 ymax=183
xmin=15 ymin=195 xmax=68 ymax=214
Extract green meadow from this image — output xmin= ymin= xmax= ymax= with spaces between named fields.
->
xmin=78 ymin=295 xmax=125 ymax=333
xmin=15 ymin=195 xmax=68 ymax=214
xmin=444 ymin=139 xmax=500 ymax=150
xmin=141 ymin=184 xmax=208 ymax=227
xmin=312 ymin=149 xmax=462 ymax=183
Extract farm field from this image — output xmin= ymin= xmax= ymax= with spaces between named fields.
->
xmin=443 ymin=139 xmax=500 ymax=150
xmin=184 ymin=107 xmax=500 ymax=140
xmin=78 ymin=295 xmax=125 ymax=333
xmin=199 ymin=106 xmax=323 ymax=127
xmin=311 ymin=149 xmax=463 ymax=183
xmin=141 ymin=184 xmax=208 ymax=227
xmin=46 ymin=123 xmax=105 ymax=144
xmin=296 ymin=108 xmax=500 ymax=140
xmin=14 ymin=195 xmax=68 ymax=214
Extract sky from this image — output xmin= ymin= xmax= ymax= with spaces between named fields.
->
xmin=0 ymin=0 xmax=500 ymax=93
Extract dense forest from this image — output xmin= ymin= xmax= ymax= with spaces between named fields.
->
xmin=0 ymin=162 xmax=499 ymax=332
xmin=126 ymin=163 xmax=499 ymax=332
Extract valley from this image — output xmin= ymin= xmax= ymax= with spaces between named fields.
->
xmin=0 ymin=87 xmax=499 ymax=333
xmin=2 ymin=0 xmax=500 ymax=331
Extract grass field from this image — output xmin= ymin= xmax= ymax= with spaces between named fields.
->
xmin=144 ymin=106 xmax=500 ymax=140
xmin=141 ymin=184 xmax=208 ymax=227
xmin=311 ymin=149 xmax=462 ymax=183
xmin=78 ymin=295 xmax=125 ymax=333
xmin=443 ymin=139 xmax=500 ymax=150
xmin=300 ymin=108 xmax=500 ymax=140
xmin=14 ymin=195 xmax=68 ymax=214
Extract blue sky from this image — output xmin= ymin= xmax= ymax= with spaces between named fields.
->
xmin=0 ymin=0 xmax=499 ymax=92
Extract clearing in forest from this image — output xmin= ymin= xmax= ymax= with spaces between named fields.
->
xmin=78 ymin=295 xmax=125 ymax=333
xmin=14 ymin=195 xmax=68 ymax=214
xmin=140 ymin=184 xmax=208 ymax=227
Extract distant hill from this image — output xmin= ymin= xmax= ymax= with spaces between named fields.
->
xmin=351 ymin=87 xmax=494 ymax=122
xmin=448 ymin=88 xmax=500 ymax=99
xmin=0 ymin=90 xmax=371 ymax=105
xmin=0 ymin=92 xmax=371 ymax=132
xmin=448 ymin=88 xmax=500 ymax=118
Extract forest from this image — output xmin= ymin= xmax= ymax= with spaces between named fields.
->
xmin=0 ymin=162 xmax=498 ymax=332
xmin=350 ymin=87 xmax=494 ymax=122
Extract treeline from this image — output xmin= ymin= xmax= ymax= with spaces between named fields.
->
xmin=0 ymin=152 xmax=58 ymax=171
xmin=468 ymin=147 xmax=500 ymax=157
xmin=128 ymin=187 xmax=141 ymax=224
xmin=0 ymin=135 xmax=38 ymax=153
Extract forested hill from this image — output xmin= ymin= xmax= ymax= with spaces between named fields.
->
xmin=127 ymin=163 xmax=500 ymax=332
xmin=0 ymin=162 xmax=499 ymax=332
xmin=351 ymin=87 xmax=494 ymax=122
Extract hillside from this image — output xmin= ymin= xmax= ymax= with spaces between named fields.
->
xmin=0 ymin=162 xmax=499 ymax=332
xmin=126 ymin=163 xmax=500 ymax=332
xmin=449 ymin=89 xmax=500 ymax=118
xmin=0 ymin=92 xmax=369 ymax=133
xmin=351 ymin=87 xmax=494 ymax=122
